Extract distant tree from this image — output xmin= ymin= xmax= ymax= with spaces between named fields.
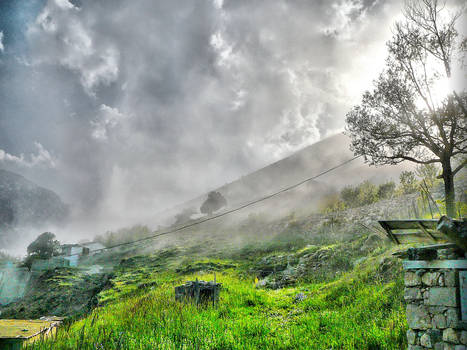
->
xmin=339 ymin=181 xmax=380 ymax=208
xmin=200 ymin=191 xmax=227 ymax=216
xmin=341 ymin=186 xmax=359 ymax=207
xmin=416 ymin=163 xmax=440 ymax=188
xmin=24 ymin=232 xmax=60 ymax=269
xmin=356 ymin=181 xmax=379 ymax=206
xmin=346 ymin=0 xmax=466 ymax=217
xmin=321 ymin=193 xmax=346 ymax=214
xmin=398 ymin=171 xmax=419 ymax=194
xmin=377 ymin=181 xmax=396 ymax=199
xmin=27 ymin=232 xmax=60 ymax=259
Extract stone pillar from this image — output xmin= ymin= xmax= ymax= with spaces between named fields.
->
xmin=404 ymin=249 xmax=467 ymax=350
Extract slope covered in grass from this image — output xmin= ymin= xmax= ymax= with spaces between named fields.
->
xmin=26 ymin=243 xmax=407 ymax=350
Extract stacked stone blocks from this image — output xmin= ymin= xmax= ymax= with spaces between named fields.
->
xmin=405 ymin=264 xmax=467 ymax=350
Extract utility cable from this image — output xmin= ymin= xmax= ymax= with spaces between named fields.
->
xmin=64 ymin=155 xmax=362 ymax=257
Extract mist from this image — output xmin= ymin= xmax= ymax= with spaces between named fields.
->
xmin=0 ymin=0 xmax=418 ymax=250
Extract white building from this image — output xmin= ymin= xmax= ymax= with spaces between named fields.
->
xmin=60 ymin=241 xmax=105 ymax=267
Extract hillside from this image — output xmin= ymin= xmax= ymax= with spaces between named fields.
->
xmin=157 ymin=133 xmax=412 ymax=226
xmin=0 ymin=169 xmax=69 ymax=248
xmin=2 ymin=164 xmax=464 ymax=349
xmin=6 ymin=192 xmax=417 ymax=349
xmin=17 ymin=240 xmax=408 ymax=350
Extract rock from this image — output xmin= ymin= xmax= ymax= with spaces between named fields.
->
xmin=461 ymin=331 xmax=467 ymax=345
xmin=446 ymin=308 xmax=460 ymax=328
xmin=427 ymin=288 xmax=457 ymax=307
xmin=408 ymin=345 xmax=424 ymax=350
xmin=432 ymin=314 xmax=447 ymax=329
xmin=405 ymin=288 xmax=422 ymax=301
xmin=443 ymin=328 xmax=459 ymax=343
xmin=407 ymin=304 xmax=431 ymax=330
xmin=429 ymin=306 xmax=447 ymax=315
xmin=405 ymin=272 xmax=422 ymax=287
xmin=444 ymin=271 xmax=457 ymax=287
xmin=422 ymin=272 xmax=441 ymax=286
xmin=407 ymin=329 xmax=417 ymax=344
xmin=439 ymin=274 xmax=445 ymax=286
xmin=420 ymin=332 xmax=432 ymax=347
xmin=454 ymin=346 xmax=467 ymax=350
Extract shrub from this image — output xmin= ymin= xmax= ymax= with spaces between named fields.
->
xmin=377 ymin=181 xmax=396 ymax=199
xmin=356 ymin=181 xmax=379 ymax=206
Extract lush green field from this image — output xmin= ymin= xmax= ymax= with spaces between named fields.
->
xmin=26 ymin=252 xmax=407 ymax=350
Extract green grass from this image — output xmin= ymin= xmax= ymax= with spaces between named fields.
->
xmin=26 ymin=257 xmax=407 ymax=350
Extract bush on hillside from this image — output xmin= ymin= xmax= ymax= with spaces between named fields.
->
xmin=377 ymin=181 xmax=396 ymax=199
xmin=356 ymin=181 xmax=379 ymax=206
xmin=336 ymin=180 xmax=396 ymax=210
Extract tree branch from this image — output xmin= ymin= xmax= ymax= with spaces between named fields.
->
xmin=392 ymin=155 xmax=440 ymax=164
xmin=453 ymin=159 xmax=467 ymax=176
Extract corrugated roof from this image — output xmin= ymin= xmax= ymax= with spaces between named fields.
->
xmin=0 ymin=319 xmax=57 ymax=339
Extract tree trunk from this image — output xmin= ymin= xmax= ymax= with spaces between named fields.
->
xmin=441 ymin=158 xmax=456 ymax=218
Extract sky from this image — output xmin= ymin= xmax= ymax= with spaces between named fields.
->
xmin=0 ymin=0 xmax=426 ymax=233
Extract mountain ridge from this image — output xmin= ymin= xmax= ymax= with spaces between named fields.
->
xmin=154 ymin=133 xmax=412 ymax=226
xmin=0 ymin=168 xmax=69 ymax=248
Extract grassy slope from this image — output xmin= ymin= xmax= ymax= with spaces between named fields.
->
xmin=25 ymin=242 xmax=407 ymax=350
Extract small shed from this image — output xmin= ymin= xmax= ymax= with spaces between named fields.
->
xmin=0 ymin=318 xmax=61 ymax=350
xmin=379 ymin=216 xmax=467 ymax=349
xmin=175 ymin=279 xmax=221 ymax=305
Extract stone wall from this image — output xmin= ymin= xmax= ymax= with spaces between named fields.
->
xmin=404 ymin=249 xmax=467 ymax=350
xmin=175 ymin=280 xmax=221 ymax=305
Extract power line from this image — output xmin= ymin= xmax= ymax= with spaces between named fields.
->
xmin=67 ymin=155 xmax=362 ymax=257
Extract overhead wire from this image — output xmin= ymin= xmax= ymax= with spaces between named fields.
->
xmin=65 ymin=155 xmax=362 ymax=257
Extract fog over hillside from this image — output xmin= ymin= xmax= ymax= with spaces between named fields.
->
xmin=0 ymin=0 xmax=412 ymax=239
xmin=3 ymin=0 xmax=462 ymax=249
xmin=156 ymin=133 xmax=414 ymax=226
xmin=0 ymin=169 xmax=68 ymax=251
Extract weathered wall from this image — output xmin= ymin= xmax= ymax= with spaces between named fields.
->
xmin=404 ymin=249 xmax=467 ymax=350
xmin=0 ymin=266 xmax=30 ymax=305
xmin=31 ymin=257 xmax=70 ymax=271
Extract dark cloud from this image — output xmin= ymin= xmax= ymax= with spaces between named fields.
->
xmin=0 ymin=0 xmax=407 ymax=235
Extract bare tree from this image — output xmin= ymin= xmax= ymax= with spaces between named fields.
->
xmin=346 ymin=0 xmax=466 ymax=217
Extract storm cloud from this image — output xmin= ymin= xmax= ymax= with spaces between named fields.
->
xmin=0 ymin=0 xmax=408 ymax=234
